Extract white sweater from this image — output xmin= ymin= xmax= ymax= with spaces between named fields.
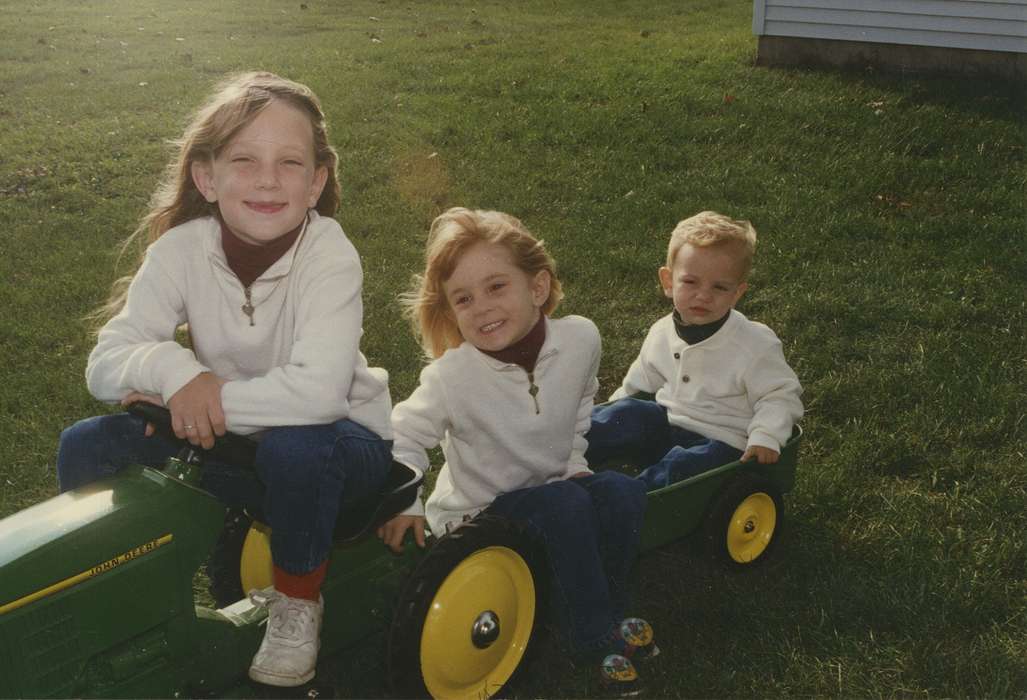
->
xmin=392 ymin=315 xmax=600 ymax=534
xmin=86 ymin=212 xmax=392 ymax=439
xmin=611 ymin=310 xmax=802 ymax=453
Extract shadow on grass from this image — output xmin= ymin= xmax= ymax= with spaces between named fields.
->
xmin=761 ymin=62 xmax=1025 ymax=124
xmin=619 ymin=507 xmax=1025 ymax=697
xmin=180 ymin=490 xmax=1027 ymax=697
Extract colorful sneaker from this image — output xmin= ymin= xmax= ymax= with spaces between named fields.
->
xmin=599 ymin=653 xmax=642 ymax=697
xmin=614 ymin=617 xmax=659 ymax=660
xmin=248 ymin=589 xmax=323 ymax=687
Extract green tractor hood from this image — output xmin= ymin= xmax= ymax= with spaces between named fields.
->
xmin=0 ymin=466 xmax=224 ymax=698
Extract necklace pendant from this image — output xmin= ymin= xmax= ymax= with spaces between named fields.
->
xmin=242 ymin=301 xmax=255 ymax=326
xmin=527 ymin=374 xmax=540 ymax=415
xmin=242 ymin=287 xmax=256 ymax=326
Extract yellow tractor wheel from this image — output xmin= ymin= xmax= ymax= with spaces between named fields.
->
xmin=239 ymin=520 xmax=273 ymax=594
xmin=387 ymin=515 xmax=544 ymax=700
xmin=205 ymin=509 xmax=273 ymax=607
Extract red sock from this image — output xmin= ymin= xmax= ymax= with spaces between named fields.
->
xmin=273 ymin=561 xmax=328 ymax=601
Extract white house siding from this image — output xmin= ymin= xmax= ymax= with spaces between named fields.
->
xmin=753 ymin=0 xmax=1027 ymax=54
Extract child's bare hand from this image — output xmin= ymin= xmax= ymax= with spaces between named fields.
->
xmin=377 ymin=515 xmax=427 ymax=553
xmin=167 ymin=372 xmax=228 ymax=449
xmin=121 ymin=391 xmax=164 ymax=436
xmin=741 ymin=446 xmax=780 ymax=464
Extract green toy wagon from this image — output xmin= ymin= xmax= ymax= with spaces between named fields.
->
xmin=0 ymin=403 xmax=800 ymax=699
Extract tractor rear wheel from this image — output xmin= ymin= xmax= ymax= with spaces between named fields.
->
xmin=386 ymin=515 xmax=545 ymax=700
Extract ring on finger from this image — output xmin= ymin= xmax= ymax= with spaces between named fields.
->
xmin=184 ymin=424 xmax=196 ymax=431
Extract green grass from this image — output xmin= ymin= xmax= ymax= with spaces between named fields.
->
xmin=1 ymin=0 xmax=1025 ymax=697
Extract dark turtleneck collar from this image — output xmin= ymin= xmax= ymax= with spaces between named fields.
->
xmin=220 ymin=214 xmax=306 ymax=288
xmin=480 ymin=313 xmax=547 ymax=372
xmin=673 ymin=309 xmax=730 ymax=345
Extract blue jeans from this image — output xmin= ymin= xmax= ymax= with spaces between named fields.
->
xmin=485 ymin=471 xmax=647 ymax=656
xmin=56 ymin=413 xmax=392 ymax=574
xmin=586 ymin=398 xmax=743 ymax=489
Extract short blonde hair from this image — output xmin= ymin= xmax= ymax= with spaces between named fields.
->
xmin=403 ymin=207 xmax=563 ymax=359
xmin=667 ymin=211 xmax=758 ymax=279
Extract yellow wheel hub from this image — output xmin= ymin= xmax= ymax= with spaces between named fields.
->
xmin=726 ymin=493 xmax=776 ymax=563
xmin=239 ymin=521 xmax=273 ymax=594
xmin=420 ymin=546 xmax=535 ymax=700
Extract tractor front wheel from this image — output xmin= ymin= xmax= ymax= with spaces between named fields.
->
xmin=206 ymin=508 xmax=249 ymax=607
xmin=206 ymin=509 xmax=273 ymax=607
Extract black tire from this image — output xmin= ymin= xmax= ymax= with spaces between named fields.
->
xmin=206 ymin=507 xmax=252 ymax=607
xmin=386 ymin=515 xmax=546 ymax=700
xmin=702 ymin=474 xmax=784 ymax=568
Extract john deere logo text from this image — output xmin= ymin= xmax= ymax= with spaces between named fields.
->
xmin=0 ymin=534 xmax=173 ymax=615
xmin=89 ymin=536 xmax=169 ymax=576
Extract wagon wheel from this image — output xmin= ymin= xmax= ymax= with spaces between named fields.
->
xmin=387 ymin=514 xmax=546 ymax=700
xmin=703 ymin=474 xmax=784 ymax=567
xmin=206 ymin=509 xmax=273 ymax=607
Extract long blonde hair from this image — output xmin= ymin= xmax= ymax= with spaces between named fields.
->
xmin=94 ymin=71 xmax=340 ymax=325
xmin=402 ymin=207 xmax=563 ymax=359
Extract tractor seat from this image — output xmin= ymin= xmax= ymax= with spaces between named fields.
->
xmin=333 ymin=460 xmax=422 ymax=543
xmin=241 ymin=461 xmax=422 ymax=546
xmin=123 ymin=403 xmax=423 ymax=546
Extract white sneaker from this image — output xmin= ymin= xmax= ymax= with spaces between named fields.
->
xmin=248 ymin=588 xmax=323 ymax=687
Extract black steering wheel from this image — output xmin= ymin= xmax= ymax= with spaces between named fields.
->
xmin=125 ymin=401 xmax=258 ymax=468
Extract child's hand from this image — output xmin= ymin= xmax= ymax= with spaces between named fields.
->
xmin=741 ymin=446 xmax=780 ymax=464
xmin=167 ymin=372 xmax=228 ymax=450
xmin=377 ymin=514 xmax=427 ymax=553
xmin=121 ymin=391 xmax=164 ymax=436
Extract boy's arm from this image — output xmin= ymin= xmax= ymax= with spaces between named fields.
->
xmin=609 ymin=323 xmax=666 ymax=400
xmin=744 ymin=343 xmax=803 ymax=454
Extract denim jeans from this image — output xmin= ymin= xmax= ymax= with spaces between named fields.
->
xmin=485 ymin=471 xmax=647 ymax=656
xmin=586 ymin=398 xmax=743 ymax=490
xmin=56 ymin=412 xmax=392 ymax=574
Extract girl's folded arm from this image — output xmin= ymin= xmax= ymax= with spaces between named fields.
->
xmin=86 ymin=248 xmax=207 ymax=403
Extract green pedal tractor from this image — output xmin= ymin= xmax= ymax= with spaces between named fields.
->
xmin=0 ymin=402 xmax=801 ymax=699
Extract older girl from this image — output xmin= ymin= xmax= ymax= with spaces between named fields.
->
xmin=378 ymin=207 xmax=655 ymax=693
xmin=56 ymin=72 xmax=393 ymax=687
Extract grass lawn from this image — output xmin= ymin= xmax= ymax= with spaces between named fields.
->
xmin=1 ymin=0 xmax=1024 ymax=697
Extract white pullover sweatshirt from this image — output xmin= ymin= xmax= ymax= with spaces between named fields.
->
xmin=86 ymin=212 xmax=392 ymax=438
xmin=392 ymin=315 xmax=600 ymax=534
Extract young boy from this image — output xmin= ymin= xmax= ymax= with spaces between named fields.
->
xmin=586 ymin=211 xmax=803 ymax=489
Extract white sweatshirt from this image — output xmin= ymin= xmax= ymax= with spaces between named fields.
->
xmin=611 ymin=309 xmax=802 ymax=453
xmin=86 ymin=212 xmax=392 ymax=439
xmin=392 ymin=315 xmax=600 ymax=534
